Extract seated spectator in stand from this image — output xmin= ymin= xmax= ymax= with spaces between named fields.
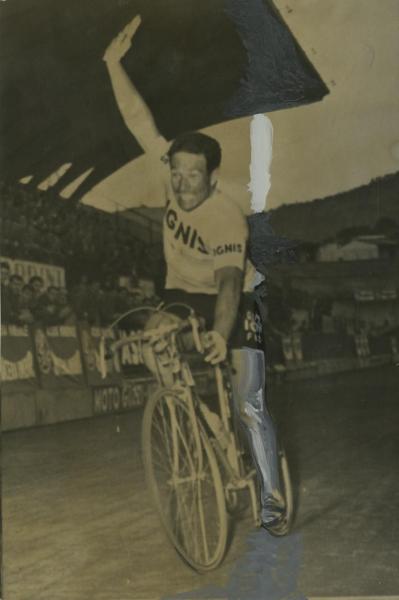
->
xmin=56 ymin=287 xmax=76 ymax=324
xmin=137 ymin=276 xmax=161 ymax=307
xmin=70 ymin=276 xmax=88 ymax=314
xmin=2 ymin=274 xmax=34 ymax=325
xmin=70 ymin=277 xmax=100 ymax=324
xmin=20 ymin=284 xmax=34 ymax=309
xmin=8 ymin=273 xmax=23 ymax=295
xmin=130 ymin=287 xmax=145 ymax=305
xmin=115 ymin=286 xmax=132 ymax=317
xmin=99 ymin=279 xmax=118 ymax=326
xmin=33 ymin=285 xmax=62 ymax=326
xmin=28 ymin=275 xmax=45 ymax=315
xmin=29 ymin=276 xmax=45 ymax=300
xmin=19 ymin=284 xmax=36 ymax=325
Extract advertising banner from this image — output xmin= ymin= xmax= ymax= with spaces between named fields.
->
xmin=1 ymin=256 xmax=65 ymax=288
xmin=0 ymin=324 xmax=38 ymax=392
xmin=33 ymin=325 xmax=85 ymax=388
xmin=92 ymin=380 xmax=152 ymax=415
xmin=79 ymin=325 xmax=122 ymax=387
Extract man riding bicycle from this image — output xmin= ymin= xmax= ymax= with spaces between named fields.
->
xmin=103 ymin=15 xmax=287 ymax=534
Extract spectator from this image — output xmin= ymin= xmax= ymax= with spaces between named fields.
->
xmin=18 ymin=284 xmax=36 ymax=324
xmin=99 ymin=280 xmax=118 ymax=326
xmin=56 ymin=287 xmax=76 ymax=324
xmin=1 ymin=261 xmax=10 ymax=287
xmin=2 ymin=274 xmax=34 ymax=325
xmin=20 ymin=284 xmax=34 ymax=309
xmin=29 ymin=276 xmax=45 ymax=299
xmin=1 ymin=182 xmax=163 ymax=301
xmin=9 ymin=273 xmax=23 ymax=296
xmin=33 ymin=285 xmax=62 ymax=326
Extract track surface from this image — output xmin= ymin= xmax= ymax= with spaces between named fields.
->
xmin=2 ymin=366 xmax=398 ymax=599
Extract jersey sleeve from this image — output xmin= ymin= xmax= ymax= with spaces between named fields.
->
xmin=209 ymin=199 xmax=248 ymax=272
xmin=146 ymin=136 xmax=170 ymax=164
xmin=81 ymin=136 xmax=170 ymax=210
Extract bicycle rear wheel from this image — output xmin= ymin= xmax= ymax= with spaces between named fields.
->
xmin=142 ymin=387 xmax=228 ymax=572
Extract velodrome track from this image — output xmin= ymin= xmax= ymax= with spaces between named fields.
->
xmin=2 ymin=366 xmax=398 ymax=599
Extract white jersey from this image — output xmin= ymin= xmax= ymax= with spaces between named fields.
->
xmin=148 ymin=137 xmax=256 ymax=294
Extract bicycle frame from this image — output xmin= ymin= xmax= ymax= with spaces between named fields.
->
xmin=103 ymin=306 xmax=260 ymax=525
xmin=198 ymin=365 xmax=260 ymax=525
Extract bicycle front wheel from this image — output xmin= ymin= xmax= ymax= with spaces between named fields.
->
xmin=142 ymin=387 xmax=228 ymax=572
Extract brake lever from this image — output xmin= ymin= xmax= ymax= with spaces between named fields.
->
xmin=188 ymin=313 xmax=204 ymax=353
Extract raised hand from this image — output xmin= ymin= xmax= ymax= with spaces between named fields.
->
xmin=103 ymin=15 xmax=142 ymax=64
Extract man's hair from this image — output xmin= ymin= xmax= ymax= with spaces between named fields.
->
xmin=167 ymin=132 xmax=222 ymax=175
xmin=29 ymin=276 xmax=44 ymax=285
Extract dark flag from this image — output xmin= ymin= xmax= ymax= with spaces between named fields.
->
xmin=1 ymin=0 xmax=328 ymax=198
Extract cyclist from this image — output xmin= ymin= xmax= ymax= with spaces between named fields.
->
xmin=103 ymin=15 xmax=287 ymax=534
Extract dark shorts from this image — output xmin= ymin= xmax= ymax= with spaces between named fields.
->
xmin=162 ymin=289 xmax=264 ymax=351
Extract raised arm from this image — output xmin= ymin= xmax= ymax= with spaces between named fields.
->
xmin=103 ymin=16 xmax=162 ymax=152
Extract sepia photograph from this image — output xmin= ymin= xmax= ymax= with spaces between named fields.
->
xmin=1 ymin=1 xmax=399 ymax=599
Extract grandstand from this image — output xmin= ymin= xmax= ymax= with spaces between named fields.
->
xmin=0 ymin=181 xmax=164 ymax=327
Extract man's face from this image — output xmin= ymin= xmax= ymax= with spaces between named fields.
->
xmin=170 ymin=152 xmax=216 ymax=211
xmin=32 ymin=279 xmax=43 ymax=294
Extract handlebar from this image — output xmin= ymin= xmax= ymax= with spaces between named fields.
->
xmin=99 ymin=314 xmax=205 ymax=378
xmin=116 ymin=320 xmax=187 ymax=348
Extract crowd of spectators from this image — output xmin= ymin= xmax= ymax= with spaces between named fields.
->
xmin=0 ymin=181 xmax=162 ymax=285
xmin=0 ymin=180 xmax=166 ymax=327
xmin=1 ymin=261 xmax=161 ymax=328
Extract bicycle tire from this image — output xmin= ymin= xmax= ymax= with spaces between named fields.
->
xmin=223 ymin=405 xmax=251 ymax=517
xmin=142 ymin=387 xmax=228 ymax=572
xmin=278 ymin=443 xmax=294 ymax=532
xmin=262 ymin=443 xmax=294 ymax=536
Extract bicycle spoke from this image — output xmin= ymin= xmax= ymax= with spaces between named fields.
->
xmin=197 ymin=479 xmax=210 ymax=563
xmin=175 ymin=420 xmax=196 ymax=473
xmin=174 ymin=484 xmax=194 ymax=551
xmin=152 ymin=403 xmax=192 ymax=475
xmin=154 ymin=401 xmax=174 ymax=465
xmin=143 ymin=390 xmax=228 ymax=570
xmin=189 ymin=480 xmax=201 ymax=562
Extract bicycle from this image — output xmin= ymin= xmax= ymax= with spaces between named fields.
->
xmin=101 ymin=305 xmax=293 ymax=572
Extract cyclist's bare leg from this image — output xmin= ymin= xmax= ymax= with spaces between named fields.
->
xmin=231 ymin=347 xmax=284 ymax=525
